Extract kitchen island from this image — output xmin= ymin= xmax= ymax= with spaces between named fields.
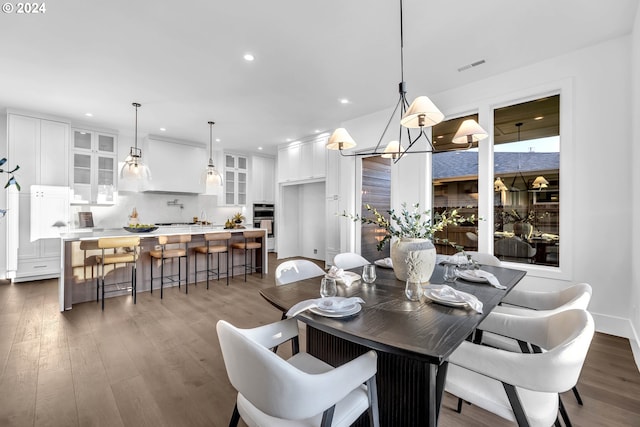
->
xmin=58 ymin=226 xmax=268 ymax=311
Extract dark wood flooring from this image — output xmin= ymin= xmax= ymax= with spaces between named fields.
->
xmin=1 ymin=254 xmax=639 ymax=426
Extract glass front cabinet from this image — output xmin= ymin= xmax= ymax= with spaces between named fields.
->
xmin=224 ymin=154 xmax=247 ymax=206
xmin=71 ymin=129 xmax=117 ymax=204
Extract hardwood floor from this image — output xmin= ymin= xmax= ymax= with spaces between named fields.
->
xmin=0 ymin=254 xmax=639 ymax=426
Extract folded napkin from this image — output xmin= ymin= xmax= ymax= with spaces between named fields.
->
xmin=458 ymin=269 xmax=506 ymax=290
xmin=326 ymin=266 xmax=356 ymax=287
xmin=436 ymin=253 xmax=470 ymax=266
xmin=286 ymin=296 xmax=365 ymax=318
xmin=374 ymin=257 xmax=393 ymax=268
xmin=427 ymin=285 xmax=483 ymax=313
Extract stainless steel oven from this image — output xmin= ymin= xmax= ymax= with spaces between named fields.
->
xmin=253 ymin=203 xmax=274 ymax=237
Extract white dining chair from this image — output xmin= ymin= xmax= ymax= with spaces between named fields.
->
xmin=217 ymin=318 xmax=380 ymax=427
xmin=333 ymin=252 xmax=370 ymax=270
xmin=275 ymin=259 xmax=325 ymax=286
xmin=446 ymin=309 xmax=594 ymax=427
xmin=476 ymin=282 xmax=593 ymax=408
xmin=461 ymin=250 xmax=502 ymax=267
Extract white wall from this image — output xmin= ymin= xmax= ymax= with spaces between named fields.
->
xmin=334 ymin=34 xmax=636 ymax=339
xmin=630 ymin=5 xmax=640 ymax=362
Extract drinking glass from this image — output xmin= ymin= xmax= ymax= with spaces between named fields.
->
xmin=405 ymin=280 xmax=422 ymax=301
xmin=320 ymin=277 xmax=337 ymax=298
xmin=443 ymin=264 xmax=458 ymax=283
xmin=362 ymin=264 xmax=376 ymax=284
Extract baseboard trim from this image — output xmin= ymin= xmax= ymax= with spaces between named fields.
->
xmin=591 ymin=311 xmax=640 ymax=372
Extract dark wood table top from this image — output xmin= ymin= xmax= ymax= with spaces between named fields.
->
xmin=260 ymin=263 xmax=526 ymax=365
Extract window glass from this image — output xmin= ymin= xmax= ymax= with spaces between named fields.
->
xmin=493 ymin=95 xmax=560 ymax=266
xmin=431 ymin=114 xmax=479 ymax=254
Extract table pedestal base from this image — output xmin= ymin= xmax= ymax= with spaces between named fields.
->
xmin=307 ymin=327 xmax=446 ymax=427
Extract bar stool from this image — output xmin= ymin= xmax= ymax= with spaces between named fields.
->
xmin=95 ymin=236 xmax=140 ymax=311
xmin=230 ymin=230 xmax=264 ymax=281
xmin=192 ymin=231 xmax=232 ymax=288
xmin=80 ymin=240 xmax=100 ymax=279
xmin=149 ymin=234 xmax=191 ymax=298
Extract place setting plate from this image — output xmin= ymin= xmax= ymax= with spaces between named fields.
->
xmin=326 ymin=271 xmax=361 ymax=285
xmin=455 ymin=269 xmax=490 ymax=283
xmin=309 ymin=297 xmax=363 ymax=317
xmin=423 ymin=288 xmax=468 ymax=307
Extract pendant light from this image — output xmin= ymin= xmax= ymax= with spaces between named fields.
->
xmin=202 ymin=121 xmax=223 ymax=192
xmin=120 ymin=102 xmax=151 ymax=181
xmin=325 ymin=0 xmax=487 ymax=162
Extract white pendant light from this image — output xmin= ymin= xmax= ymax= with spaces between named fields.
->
xmin=381 ymin=141 xmax=405 ymax=159
xmin=202 ymin=121 xmax=223 ymax=193
xmin=452 ymin=119 xmax=489 ymax=145
xmin=400 ymin=96 xmax=444 ymax=129
xmin=326 ymin=128 xmax=357 ymax=150
xmin=120 ymin=102 xmax=151 ymax=182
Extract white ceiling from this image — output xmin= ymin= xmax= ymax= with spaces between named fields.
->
xmin=1 ymin=0 xmax=637 ymax=155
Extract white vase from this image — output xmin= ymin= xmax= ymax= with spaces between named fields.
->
xmin=390 ymin=237 xmax=437 ymax=283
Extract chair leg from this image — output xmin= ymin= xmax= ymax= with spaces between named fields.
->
xmin=160 ymin=258 xmax=165 ymax=299
xmin=101 ymin=277 xmax=105 ymax=311
xmin=456 ymin=398 xmax=463 ymax=413
xmin=320 ymin=405 xmax=335 ymax=427
xmin=502 ymin=383 xmax=530 ymax=427
xmin=559 ymin=396 xmax=573 ymax=427
xmin=572 ymin=385 xmax=584 ymax=406
xmin=228 ymin=403 xmax=241 ymax=427
xmin=132 ymin=263 xmax=137 ymax=304
xmin=366 ymin=375 xmax=380 ymax=427
xmin=150 ymin=258 xmax=154 ymax=294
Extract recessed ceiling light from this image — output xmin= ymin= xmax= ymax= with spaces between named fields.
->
xmin=534 ymin=116 xmax=544 ymax=120
xmin=258 ymin=146 xmax=263 ymax=150
xmin=314 ymin=129 xmax=321 ymax=133
xmin=160 ymin=128 xmax=166 ymax=132
xmin=437 ymin=135 xmax=444 ymax=139
xmin=244 ymin=53 xmax=255 ymax=61
xmin=340 ymin=98 xmax=350 ymax=104
xmin=85 ymin=113 xmax=93 ymax=117
xmin=215 ymin=138 xmax=221 ymax=142
xmin=286 ymin=138 xmax=292 ymax=142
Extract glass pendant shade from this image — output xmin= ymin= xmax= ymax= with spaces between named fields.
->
xmin=452 ymin=119 xmax=489 ymax=144
xmin=326 ymin=128 xmax=357 ymax=150
xmin=202 ymin=121 xmax=223 ymax=194
xmin=400 ymin=96 xmax=444 ymax=128
xmin=119 ymin=102 xmax=151 ymax=182
xmin=381 ymin=141 xmax=405 ymax=159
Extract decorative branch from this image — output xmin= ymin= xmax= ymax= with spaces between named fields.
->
xmin=0 ymin=158 xmax=20 ymax=191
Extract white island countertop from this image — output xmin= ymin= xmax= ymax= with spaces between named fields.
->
xmin=60 ymin=226 xmax=264 ymax=241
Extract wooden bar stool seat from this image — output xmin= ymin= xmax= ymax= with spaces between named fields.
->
xmin=95 ymin=236 xmax=140 ymax=311
xmin=193 ymin=232 xmax=232 ymax=288
xmin=149 ymin=234 xmax=191 ymax=298
xmin=230 ymin=230 xmax=264 ymax=281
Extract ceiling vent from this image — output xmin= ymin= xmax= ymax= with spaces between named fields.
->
xmin=458 ymin=59 xmax=486 ymax=72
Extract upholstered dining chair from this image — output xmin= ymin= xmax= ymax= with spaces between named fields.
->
xmin=494 ymin=236 xmax=537 ymax=262
xmin=446 ymin=309 xmax=594 ymax=427
xmin=275 ymin=259 xmax=325 ymax=286
xmin=333 ymin=252 xmax=370 ymax=270
xmin=461 ymin=250 xmax=502 ymax=267
xmin=476 ymin=282 xmax=593 ymax=407
xmin=217 ymin=318 xmax=380 ymax=427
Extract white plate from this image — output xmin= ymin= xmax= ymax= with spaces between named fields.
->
xmin=424 ymin=289 xmax=468 ymax=307
xmin=456 ymin=269 xmax=489 ymax=283
xmin=326 ymin=271 xmax=361 ymax=285
xmin=374 ymin=258 xmax=393 ymax=269
xmin=316 ymin=297 xmax=356 ymax=312
xmin=309 ymin=304 xmax=362 ymax=317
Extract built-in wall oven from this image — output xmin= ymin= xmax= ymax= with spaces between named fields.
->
xmin=253 ymin=203 xmax=274 ymax=238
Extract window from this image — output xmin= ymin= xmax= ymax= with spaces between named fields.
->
xmin=493 ymin=95 xmax=560 ymax=267
xmin=431 ymin=114 xmax=480 ymax=254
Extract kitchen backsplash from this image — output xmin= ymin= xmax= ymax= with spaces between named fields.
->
xmin=70 ymin=192 xmax=249 ymax=229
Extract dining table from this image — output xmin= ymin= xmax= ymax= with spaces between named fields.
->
xmin=260 ymin=262 xmax=527 ymax=427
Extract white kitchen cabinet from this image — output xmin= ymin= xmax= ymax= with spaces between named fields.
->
xmin=277 ymin=136 xmax=327 ymax=183
xmin=6 ymin=112 xmax=70 ymax=282
xmin=251 ymin=155 xmax=275 ymax=202
xmin=224 ymin=154 xmax=248 ymax=206
xmin=71 ymin=129 xmax=117 ymax=204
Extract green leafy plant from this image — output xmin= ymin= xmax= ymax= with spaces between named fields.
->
xmin=342 ymin=202 xmax=477 ymax=251
xmin=0 ymin=158 xmax=20 ymax=190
